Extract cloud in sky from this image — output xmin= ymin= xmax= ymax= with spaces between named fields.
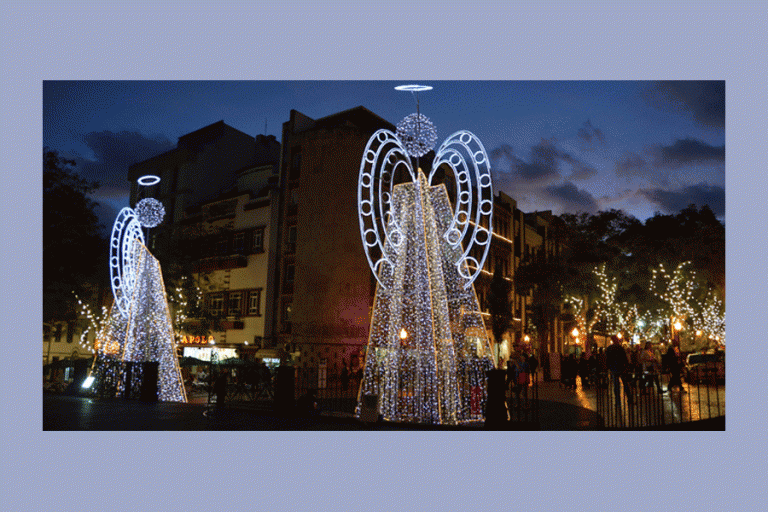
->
xmin=490 ymin=140 xmax=601 ymax=215
xmin=615 ymin=137 xmax=724 ymax=192
xmin=638 ymin=183 xmax=725 ymax=218
xmin=644 ymin=81 xmax=725 ymax=128
xmin=577 ymin=119 xmax=605 ymax=147
xmin=653 ymin=138 xmax=725 ymax=168
xmin=543 ymin=181 xmax=600 ymax=214
xmin=68 ymin=130 xmax=174 ymax=230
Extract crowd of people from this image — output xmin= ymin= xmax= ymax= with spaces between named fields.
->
xmin=555 ymin=336 xmax=687 ymax=400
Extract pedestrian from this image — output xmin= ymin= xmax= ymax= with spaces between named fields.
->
xmin=665 ymin=343 xmax=685 ymax=392
xmin=510 ymin=352 xmax=530 ymax=409
xmin=578 ymin=351 xmax=591 ymax=388
xmin=527 ymin=351 xmax=539 ymax=383
xmin=640 ymin=341 xmax=665 ymax=393
xmin=606 ymin=335 xmax=629 ymax=410
xmin=565 ymin=353 xmax=578 ymax=389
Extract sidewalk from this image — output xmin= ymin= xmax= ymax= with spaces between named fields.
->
xmin=44 ymin=379 xmax=604 ymax=430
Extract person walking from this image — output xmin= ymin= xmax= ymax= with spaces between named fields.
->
xmin=606 ymin=335 xmax=629 ymax=411
xmin=640 ymin=341 xmax=665 ymax=393
xmin=508 ymin=352 xmax=530 ymax=409
xmin=665 ymin=343 xmax=685 ymax=392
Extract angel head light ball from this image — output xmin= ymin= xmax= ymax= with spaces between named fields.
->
xmin=135 ymin=198 xmax=165 ymax=227
xmin=396 ymin=113 xmax=438 ymax=157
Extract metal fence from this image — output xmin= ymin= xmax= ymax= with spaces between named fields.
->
xmin=595 ymin=365 xmax=725 ymax=428
xmin=207 ymin=364 xmax=542 ymax=426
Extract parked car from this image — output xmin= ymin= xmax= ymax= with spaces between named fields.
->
xmin=684 ymin=351 xmax=725 ymax=384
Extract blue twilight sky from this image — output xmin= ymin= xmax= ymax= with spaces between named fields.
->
xmin=43 ymin=80 xmax=725 ymax=229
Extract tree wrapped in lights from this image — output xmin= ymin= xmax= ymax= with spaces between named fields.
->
xmin=650 ymin=261 xmax=697 ymax=341
xmin=74 ymin=292 xmax=109 ymax=356
xmin=355 ymin=90 xmax=495 ymax=424
xmin=565 ymin=295 xmax=588 ymax=345
xmin=589 ymin=263 xmax=625 ymax=335
xmin=694 ymin=290 xmax=725 ymax=345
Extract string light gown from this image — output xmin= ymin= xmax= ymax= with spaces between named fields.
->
xmin=119 ymin=239 xmax=187 ymax=402
xmin=356 ymin=124 xmax=496 ymax=425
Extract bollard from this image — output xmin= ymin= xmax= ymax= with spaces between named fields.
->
xmin=484 ymin=369 xmax=508 ymax=429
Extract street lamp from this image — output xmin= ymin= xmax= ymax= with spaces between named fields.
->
xmin=399 ymin=328 xmax=408 ymax=340
xmin=571 ymin=327 xmax=580 ymax=344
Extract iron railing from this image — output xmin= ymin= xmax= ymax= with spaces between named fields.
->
xmin=594 ymin=365 xmax=725 ymax=428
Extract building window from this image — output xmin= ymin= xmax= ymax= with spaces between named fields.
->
xmin=248 ymin=289 xmax=262 ymax=316
xmin=233 ymin=232 xmax=245 ymax=254
xmin=285 ymin=263 xmax=295 ymax=283
xmin=290 ymin=148 xmax=301 ymax=180
xmin=227 ymin=292 xmax=242 ymax=317
xmin=55 ymin=324 xmax=63 ymax=343
xmin=281 ymin=301 xmax=293 ymax=333
xmin=252 ymin=227 xmax=264 ymax=252
xmin=287 ymin=225 xmax=297 ymax=253
xmin=209 ymin=294 xmax=224 ymax=317
xmin=216 ymin=238 xmax=228 ymax=256
xmin=66 ymin=322 xmax=74 ymax=344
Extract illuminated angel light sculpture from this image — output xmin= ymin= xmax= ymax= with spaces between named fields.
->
xmin=356 ymin=86 xmax=495 ymax=425
xmin=89 ymin=201 xmax=186 ymax=402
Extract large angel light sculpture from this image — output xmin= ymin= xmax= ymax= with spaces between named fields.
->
xmin=355 ymin=85 xmax=495 ymax=425
xmin=88 ymin=187 xmax=186 ymax=403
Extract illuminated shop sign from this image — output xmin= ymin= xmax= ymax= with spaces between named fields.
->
xmin=182 ymin=347 xmax=237 ymax=362
xmin=179 ymin=335 xmax=215 ymax=345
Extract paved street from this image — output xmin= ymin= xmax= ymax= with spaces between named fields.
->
xmin=43 ymin=372 xmax=723 ymax=430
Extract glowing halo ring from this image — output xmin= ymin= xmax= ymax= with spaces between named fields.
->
xmin=431 ymin=130 xmax=493 ymax=288
xmin=358 ymin=129 xmax=414 ymax=289
xmin=109 ymin=207 xmax=145 ymax=317
xmin=394 ymin=84 xmax=433 ymax=92
xmin=137 ymin=174 xmax=161 ymax=186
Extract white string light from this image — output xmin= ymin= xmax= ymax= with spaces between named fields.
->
xmin=135 ymin=198 xmax=166 ymax=228
xmin=110 ymin=208 xmax=145 ymax=317
xmin=396 ymin=113 xmax=438 ymax=157
xmin=356 ymin=173 xmax=494 ymax=425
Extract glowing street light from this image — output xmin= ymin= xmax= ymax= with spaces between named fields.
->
xmin=399 ymin=328 xmax=408 ymax=340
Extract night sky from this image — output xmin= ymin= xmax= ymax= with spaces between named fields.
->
xmin=43 ymin=80 xmax=725 ymax=229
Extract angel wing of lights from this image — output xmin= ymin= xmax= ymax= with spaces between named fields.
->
xmin=358 ymin=129 xmax=415 ymax=289
xmin=109 ymin=207 xmax=145 ymax=317
xmin=358 ymin=129 xmax=493 ymax=289
xmin=430 ymin=130 xmax=493 ymax=287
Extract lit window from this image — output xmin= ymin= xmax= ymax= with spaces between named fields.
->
xmin=209 ymin=294 xmax=224 ymax=317
xmin=252 ymin=228 xmax=264 ymax=252
xmin=248 ymin=289 xmax=261 ymax=316
xmin=227 ymin=292 xmax=242 ymax=317
xmin=233 ymin=232 xmax=245 ymax=253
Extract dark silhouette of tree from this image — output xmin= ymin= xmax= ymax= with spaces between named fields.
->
xmin=43 ymin=149 xmax=108 ymax=324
